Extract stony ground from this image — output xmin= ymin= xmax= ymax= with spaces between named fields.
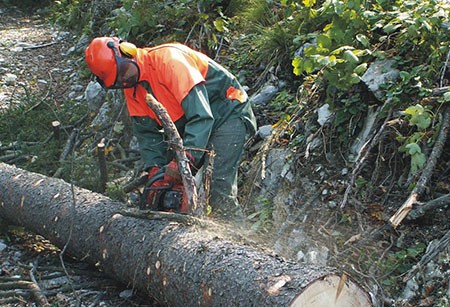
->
xmin=0 ymin=6 xmax=152 ymax=307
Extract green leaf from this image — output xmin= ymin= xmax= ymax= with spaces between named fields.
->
xmin=404 ymin=104 xmax=431 ymax=130
xmin=405 ymin=143 xmax=426 ymax=174
xmin=383 ymin=23 xmax=401 ymax=34
xmin=410 ymin=152 xmax=426 ymax=174
xmin=302 ymin=0 xmax=316 ymax=8
xmin=404 ymin=104 xmax=423 ymax=116
xmin=343 ymin=50 xmax=359 ymax=64
xmin=317 ymin=34 xmax=332 ymax=49
xmin=350 ymin=73 xmax=360 ymax=84
xmin=213 ymin=18 xmax=226 ymax=32
xmin=399 ymin=71 xmax=411 ymax=81
xmin=317 ymin=56 xmax=331 ymax=66
xmin=354 ymin=63 xmax=368 ymax=75
xmin=113 ymin=122 xmax=124 ymax=134
xmin=292 ymin=57 xmax=303 ymax=76
xmin=333 ymin=1 xmax=344 ymax=14
xmin=422 ymin=20 xmax=432 ymax=32
xmin=356 ymin=34 xmax=370 ymax=47
xmin=443 ymin=91 xmax=450 ymax=102
xmin=303 ymin=59 xmax=315 ymax=73
xmin=405 ymin=142 xmax=421 ymax=155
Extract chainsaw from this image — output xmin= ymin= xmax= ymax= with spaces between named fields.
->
xmin=140 ymin=168 xmax=183 ymax=212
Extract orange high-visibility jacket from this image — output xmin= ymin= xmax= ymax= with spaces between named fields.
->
xmin=123 ymin=43 xmax=256 ymax=164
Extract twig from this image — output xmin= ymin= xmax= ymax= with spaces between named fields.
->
xmin=407 ymin=193 xmax=450 ymax=220
xmin=51 ymin=121 xmax=61 ymax=141
xmin=29 ymin=261 xmax=50 ymax=306
xmin=340 ymin=106 xmax=393 ymax=209
xmin=53 ymin=128 xmax=79 ymax=178
xmin=119 ymin=208 xmax=211 ymax=227
xmin=97 ymin=138 xmax=107 ymax=193
xmin=123 ymin=174 xmax=148 ymax=193
xmin=0 ymin=153 xmax=20 ymax=162
xmin=203 ymin=148 xmax=215 ymax=209
xmin=389 ymin=105 xmax=450 ymax=228
xmin=431 ymin=86 xmax=450 ymax=96
xmin=22 ymin=41 xmax=58 ymax=49
xmin=439 ymin=49 xmax=450 ymax=87
xmin=58 ymin=131 xmax=82 ymax=306
xmin=259 ymin=123 xmax=283 ymax=180
xmin=405 ymin=229 xmax=450 ymax=281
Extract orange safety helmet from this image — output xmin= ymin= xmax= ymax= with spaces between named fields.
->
xmin=85 ymin=37 xmax=140 ymax=89
xmin=85 ymin=37 xmax=119 ymax=88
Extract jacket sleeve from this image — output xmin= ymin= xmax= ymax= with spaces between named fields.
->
xmin=181 ymin=83 xmax=214 ymax=163
xmin=131 ymin=116 xmax=169 ymax=169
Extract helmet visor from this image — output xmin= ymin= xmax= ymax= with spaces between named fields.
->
xmin=111 ymin=59 xmax=140 ymax=89
xmin=96 ymin=41 xmax=140 ymax=89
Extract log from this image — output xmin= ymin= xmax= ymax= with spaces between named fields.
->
xmin=0 ymin=162 xmax=372 ymax=306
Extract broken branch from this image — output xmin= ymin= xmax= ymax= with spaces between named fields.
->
xmin=407 ymin=193 xmax=450 ymax=221
xmin=389 ymin=105 xmax=450 ymax=228
xmin=145 ymin=93 xmax=201 ymax=216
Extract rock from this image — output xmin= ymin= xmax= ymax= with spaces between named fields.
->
xmin=447 ymin=282 xmax=450 ymax=299
xmin=317 ymin=103 xmax=332 ymax=126
xmin=119 ymin=289 xmax=134 ymax=299
xmin=361 ymin=59 xmax=399 ymax=101
xmin=70 ymin=84 xmax=84 ymax=92
xmin=349 ymin=105 xmax=380 ymax=161
xmin=296 ymin=250 xmax=305 ymax=262
xmin=249 ymin=84 xmax=278 ymax=105
xmin=3 ymin=73 xmax=18 ymax=85
xmin=0 ymin=240 xmax=7 ymax=252
xmin=91 ymin=92 xmax=124 ymax=128
xmin=305 ymin=246 xmax=329 ymax=266
xmin=261 ymin=149 xmax=293 ymax=191
xmin=401 ymin=277 xmax=419 ymax=301
xmin=84 ymin=81 xmax=106 ymax=112
xmin=257 ymin=125 xmax=273 ymax=139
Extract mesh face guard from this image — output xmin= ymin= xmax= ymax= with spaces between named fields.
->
xmin=97 ymin=41 xmax=140 ymax=89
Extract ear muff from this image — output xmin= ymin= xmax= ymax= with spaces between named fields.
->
xmin=119 ymin=41 xmax=137 ymax=58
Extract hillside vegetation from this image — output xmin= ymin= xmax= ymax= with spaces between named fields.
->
xmin=0 ymin=0 xmax=449 ymax=305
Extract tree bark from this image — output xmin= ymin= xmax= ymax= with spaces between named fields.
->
xmin=0 ymin=162 xmax=372 ymax=306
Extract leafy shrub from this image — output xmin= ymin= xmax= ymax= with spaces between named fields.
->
xmin=283 ymin=0 xmax=450 ymax=172
xmin=107 ymin=0 xmax=232 ymax=55
xmin=51 ymin=0 xmax=119 ymax=34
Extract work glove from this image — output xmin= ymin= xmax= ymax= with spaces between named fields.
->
xmin=164 ymin=152 xmax=196 ymax=185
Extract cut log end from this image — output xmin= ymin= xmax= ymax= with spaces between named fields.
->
xmin=291 ymin=274 xmax=372 ymax=307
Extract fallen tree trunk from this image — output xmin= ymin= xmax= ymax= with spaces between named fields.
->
xmin=0 ymin=162 xmax=372 ymax=306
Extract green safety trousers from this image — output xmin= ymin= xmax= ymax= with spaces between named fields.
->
xmin=131 ymin=115 xmax=250 ymax=218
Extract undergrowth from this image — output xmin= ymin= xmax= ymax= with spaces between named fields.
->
xmin=0 ymin=99 xmax=92 ymax=185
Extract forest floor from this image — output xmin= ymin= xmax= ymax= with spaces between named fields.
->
xmin=0 ymin=3 xmax=449 ymax=307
